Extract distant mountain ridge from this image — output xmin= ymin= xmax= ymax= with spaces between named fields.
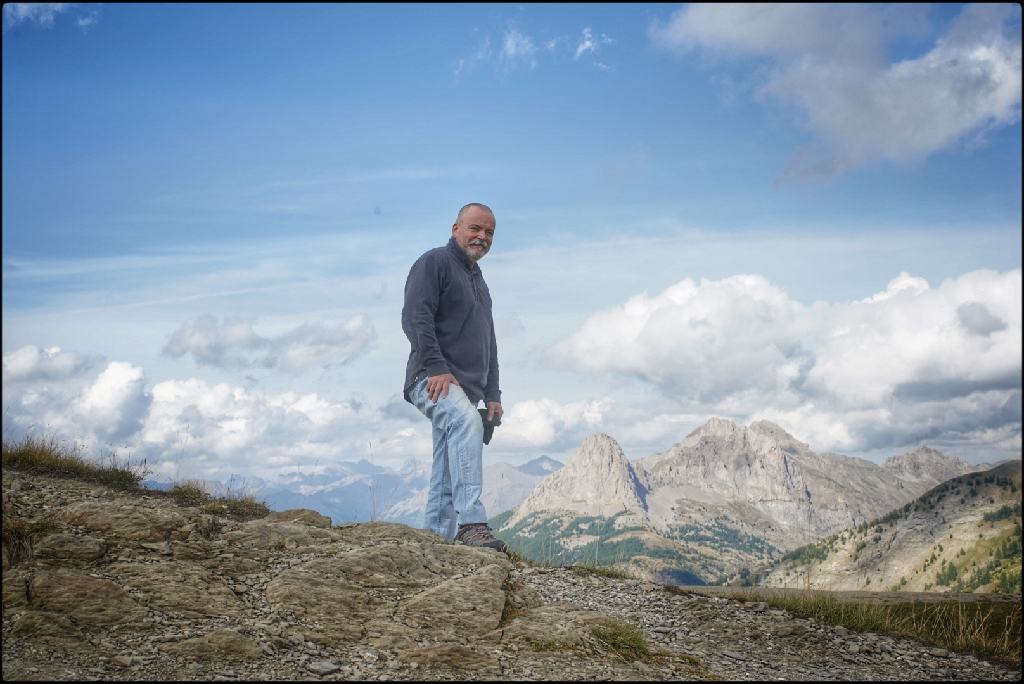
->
xmin=761 ymin=460 xmax=1022 ymax=593
xmin=496 ymin=417 xmax=993 ymax=585
xmin=145 ymin=455 xmax=563 ymax=528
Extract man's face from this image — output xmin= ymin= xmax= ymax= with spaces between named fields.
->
xmin=452 ymin=206 xmax=496 ymax=262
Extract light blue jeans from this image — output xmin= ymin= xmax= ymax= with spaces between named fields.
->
xmin=409 ymin=377 xmax=488 ymax=541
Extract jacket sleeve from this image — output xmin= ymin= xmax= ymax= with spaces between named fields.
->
xmin=483 ymin=317 xmax=501 ymax=403
xmin=403 ymin=254 xmax=450 ymax=377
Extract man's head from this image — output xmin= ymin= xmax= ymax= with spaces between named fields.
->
xmin=452 ymin=203 xmax=496 ymax=263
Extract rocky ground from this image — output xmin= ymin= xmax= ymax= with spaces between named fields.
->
xmin=2 ymin=469 xmax=1020 ymax=681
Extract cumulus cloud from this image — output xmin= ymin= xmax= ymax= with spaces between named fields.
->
xmin=550 ymin=274 xmax=818 ymax=404
xmin=550 ymin=269 xmax=1021 ymax=454
xmin=2 ymin=345 xmax=94 ymax=383
xmin=74 ymin=362 xmax=151 ymax=442
xmin=138 ymin=378 xmax=429 ymax=479
xmin=650 ymin=3 xmax=1022 ymax=175
xmin=499 ymin=397 xmax=614 ymax=450
xmin=162 ymin=314 xmax=375 ymax=372
xmin=2 ymin=353 xmax=151 ymax=447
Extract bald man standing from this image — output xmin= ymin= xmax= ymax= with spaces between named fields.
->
xmin=401 ymin=203 xmax=507 ymax=551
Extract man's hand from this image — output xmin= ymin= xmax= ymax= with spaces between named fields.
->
xmin=427 ymin=373 xmax=460 ymax=403
xmin=485 ymin=401 xmax=503 ymax=423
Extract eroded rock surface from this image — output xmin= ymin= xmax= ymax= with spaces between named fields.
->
xmin=2 ymin=469 xmax=1018 ymax=681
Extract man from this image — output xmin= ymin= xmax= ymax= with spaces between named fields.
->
xmin=401 ymin=202 xmax=507 ymax=551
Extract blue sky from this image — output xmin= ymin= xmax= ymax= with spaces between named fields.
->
xmin=3 ymin=3 xmax=1021 ymax=482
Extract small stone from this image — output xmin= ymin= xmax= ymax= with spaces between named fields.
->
xmin=307 ymin=660 xmax=342 ymax=676
xmin=111 ymin=656 xmax=133 ymax=668
xmin=929 ymin=648 xmax=949 ymax=658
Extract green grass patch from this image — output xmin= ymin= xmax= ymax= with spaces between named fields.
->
xmin=171 ymin=480 xmax=211 ymax=507
xmin=167 ymin=478 xmax=270 ymax=520
xmin=720 ymin=589 xmax=1021 ymax=666
xmin=2 ymin=433 xmax=148 ymax=491
xmin=200 ymin=495 xmax=270 ymax=520
xmin=590 ymin=618 xmax=652 ymax=662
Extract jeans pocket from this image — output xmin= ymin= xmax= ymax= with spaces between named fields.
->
xmin=411 ymin=377 xmax=431 ymax=414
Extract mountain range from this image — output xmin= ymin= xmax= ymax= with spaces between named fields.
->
xmin=144 ymin=416 xmax=1012 ymax=590
xmin=494 ymin=418 xmax=997 ymax=585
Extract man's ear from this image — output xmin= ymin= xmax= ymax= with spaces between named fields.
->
xmin=451 ymin=223 xmax=459 ymax=236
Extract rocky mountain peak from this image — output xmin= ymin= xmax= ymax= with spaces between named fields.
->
xmin=650 ymin=418 xmax=806 ymax=471
xmin=505 ymin=433 xmax=645 ymax=524
xmin=747 ymin=420 xmax=805 ymax=445
xmin=567 ymin=433 xmax=630 ymax=469
xmin=882 ymin=445 xmax=972 ymax=480
xmin=686 ymin=416 xmax=742 ymax=441
xmin=746 ymin=420 xmax=810 ymax=457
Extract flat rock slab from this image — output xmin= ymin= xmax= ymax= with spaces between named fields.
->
xmin=59 ymin=500 xmax=193 ymax=543
xmin=160 ymin=629 xmax=262 ymax=662
xmin=109 ymin=560 xmax=244 ymax=618
xmin=267 ymin=541 xmax=511 ymax=649
xmin=34 ymin=533 xmax=107 ymax=564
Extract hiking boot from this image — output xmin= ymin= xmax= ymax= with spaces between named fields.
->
xmin=455 ymin=523 xmax=507 ymax=551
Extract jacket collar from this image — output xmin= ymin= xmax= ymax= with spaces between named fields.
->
xmin=447 ymin=236 xmax=478 ymax=272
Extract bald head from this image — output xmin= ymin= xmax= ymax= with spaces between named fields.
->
xmin=456 ymin=202 xmax=494 ymax=225
xmin=451 ymin=203 xmax=496 ymax=263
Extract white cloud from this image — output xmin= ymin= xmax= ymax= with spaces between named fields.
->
xmin=499 ymin=397 xmax=614 ymax=450
xmin=650 ymin=3 xmax=1022 ymax=175
xmin=807 ymin=269 xmax=1021 ymax=409
xmin=453 ymin=24 xmax=615 ymax=77
xmin=138 ymin=377 xmax=427 ymax=479
xmin=74 ymin=362 xmax=151 ymax=442
xmin=551 ymin=269 xmax=1022 ymax=454
xmin=162 ymin=314 xmax=375 ymax=373
xmin=575 ymin=27 xmax=615 ymax=60
xmin=2 ymin=353 xmax=150 ymax=448
xmin=4 ymin=3 xmax=70 ymax=30
xmin=502 ymin=27 xmax=537 ymax=70
xmin=2 ymin=345 xmax=94 ymax=383
xmin=3 ymin=3 xmax=98 ymax=32
xmin=549 ymin=274 xmax=817 ymax=404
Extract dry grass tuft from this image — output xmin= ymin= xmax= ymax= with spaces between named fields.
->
xmin=3 ymin=432 xmax=271 ymax=522
xmin=717 ymin=588 xmax=1022 ymax=666
xmin=170 ymin=480 xmax=210 ymax=507
xmin=2 ymin=434 xmax=147 ymax=491
xmin=2 ymin=515 xmax=61 ymax=568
